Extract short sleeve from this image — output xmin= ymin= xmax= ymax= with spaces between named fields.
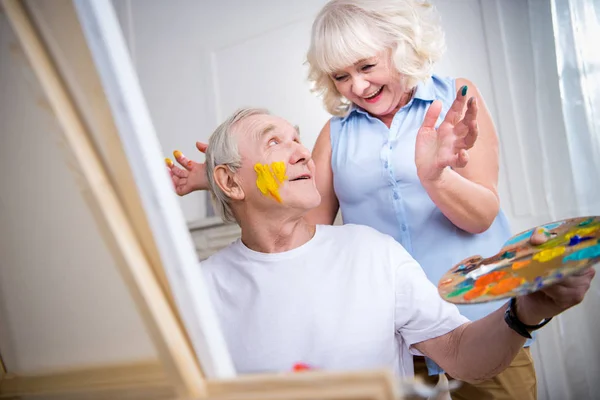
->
xmin=390 ymin=239 xmax=469 ymax=353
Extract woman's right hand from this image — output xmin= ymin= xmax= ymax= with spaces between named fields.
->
xmin=165 ymin=141 xmax=209 ymax=196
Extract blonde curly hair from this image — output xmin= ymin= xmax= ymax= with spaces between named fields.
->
xmin=306 ymin=0 xmax=446 ymax=116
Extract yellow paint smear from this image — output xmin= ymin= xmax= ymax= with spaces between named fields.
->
xmin=533 ymin=246 xmax=565 ymax=262
xmin=567 ymin=226 xmax=599 ymax=238
xmin=255 ymin=162 xmax=287 ymax=203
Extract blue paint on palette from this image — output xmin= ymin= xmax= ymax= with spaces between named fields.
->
xmin=543 ymin=222 xmax=563 ymax=231
xmin=455 ymin=278 xmax=475 ymax=290
xmin=534 ymin=276 xmax=544 ymax=290
xmin=504 ymin=229 xmax=534 ymax=246
xmin=568 ymin=235 xmax=594 ymax=246
xmin=504 ymin=221 xmax=565 ymax=246
xmin=502 ymin=251 xmax=516 ymax=259
xmin=563 ymin=244 xmax=600 ymax=262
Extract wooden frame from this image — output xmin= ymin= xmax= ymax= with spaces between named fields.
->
xmin=0 ymin=0 xmax=402 ymax=399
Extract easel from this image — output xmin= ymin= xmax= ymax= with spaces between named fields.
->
xmin=0 ymin=1 xmax=402 ymax=398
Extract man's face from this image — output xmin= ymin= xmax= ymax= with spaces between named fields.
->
xmin=233 ymin=114 xmax=321 ymax=213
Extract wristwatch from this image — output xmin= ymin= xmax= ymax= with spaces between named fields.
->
xmin=504 ymin=297 xmax=552 ymax=339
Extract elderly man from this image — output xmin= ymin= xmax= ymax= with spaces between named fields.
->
xmin=171 ymin=108 xmax=594 ymax=380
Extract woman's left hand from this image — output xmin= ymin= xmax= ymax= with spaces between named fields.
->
xmin=415 ymin=86 xmax=479 ymax=183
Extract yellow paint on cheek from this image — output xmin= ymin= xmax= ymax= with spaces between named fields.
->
xmin=254 ymin=162 xmax=287 ymax=202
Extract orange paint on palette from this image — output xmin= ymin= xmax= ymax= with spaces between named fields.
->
xmin=440 ymin=278 xmax=453 ymax=286
xmin=463 ymin=285 xmax=488 ymax=301
xmin=474 ymin=270 xmax=506 ymax=287
xmin=511 ymin=260 xmax=531 ymax=270
xmin=487 ymin=277 xmax=524 ymax=296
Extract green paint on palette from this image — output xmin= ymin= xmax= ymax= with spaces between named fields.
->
xmin=502 ymin=251 xmax=516 ymax=259
xmin=447 ymin=286 xmax=471 ymax=298
xmin=578 ymin=218 xmax=594 ymax=227
xmin=538 ymin=237 xmax=567 ymax=249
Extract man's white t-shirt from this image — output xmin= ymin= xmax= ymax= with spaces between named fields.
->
xmin=201 ymin=224 xmax=469 ymax=376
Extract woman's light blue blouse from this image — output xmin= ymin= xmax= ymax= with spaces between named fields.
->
xmin=329 ymin=76 xmax=527 ymax=374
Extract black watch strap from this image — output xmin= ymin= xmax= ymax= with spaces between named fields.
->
xmin=504 ymin=298 xmax=553 ymax=339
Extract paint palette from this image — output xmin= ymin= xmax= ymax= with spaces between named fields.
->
xmin=438 ymin=216 xmax=600 ymax=304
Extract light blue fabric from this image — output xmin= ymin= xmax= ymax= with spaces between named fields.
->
xmin=330 ymin=74 xmax=532 ymax=375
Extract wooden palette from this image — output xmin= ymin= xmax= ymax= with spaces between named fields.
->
xmin=438 ymin=216 xmax=600 ymax=304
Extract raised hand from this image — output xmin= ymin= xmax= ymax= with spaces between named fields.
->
xmin=165 ymin=141 xmax=209 ymax=196
xmin=415 ymin=86 xmax=479 ymax=183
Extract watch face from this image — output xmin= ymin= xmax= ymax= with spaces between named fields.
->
xmin=438 ymin=216 xmax=600 ymax=304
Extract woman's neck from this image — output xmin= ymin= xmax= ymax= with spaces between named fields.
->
xmin=378 ymin=86 xmax=416 ymax=128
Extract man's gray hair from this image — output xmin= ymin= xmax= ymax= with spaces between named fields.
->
xmin=205 ymin=107 xmax=270 ymax=222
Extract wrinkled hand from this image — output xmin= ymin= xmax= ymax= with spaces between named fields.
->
xmin=516 ymin=267 xmax=596 ymax=325
xmin=415 ymin=86 xmax=478 ymax=183
xmin=165 ymin=141 xmax=209 ymax=196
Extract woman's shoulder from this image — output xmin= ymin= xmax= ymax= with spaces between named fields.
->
xmin=428 ymin=74 xmax=478 ymax=110
xmin=429 ymin=74 xmax=457 ymax=100
xmin=430 ymin=75 xmax=479 ymax=98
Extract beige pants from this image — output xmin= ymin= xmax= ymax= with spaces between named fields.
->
xmin=413 ymin=348 xmax=537 ymax=400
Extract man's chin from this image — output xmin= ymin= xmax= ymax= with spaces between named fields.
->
xmin=284 ymin=194 xmax=322 ymax=213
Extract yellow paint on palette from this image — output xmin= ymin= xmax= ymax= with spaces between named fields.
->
xmin=533 ymin=246 xmax=566 ymax=262
xmin=255 ymin=162 xmax=287 ymax=203
xmin=572 ymin=226 xmax=599 ymax=237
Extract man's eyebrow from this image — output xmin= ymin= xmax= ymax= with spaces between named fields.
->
xmin=293 ymin=125 xmax=300 ymax=136
xmin=256 ymin=124 xmax=276 ymax=140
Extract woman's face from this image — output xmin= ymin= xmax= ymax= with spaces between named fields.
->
xmin=330 ymin=51 xmax=407 ymax=117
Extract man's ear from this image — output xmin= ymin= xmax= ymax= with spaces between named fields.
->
xmin=214 ymin=165 xmax=245 ymax=201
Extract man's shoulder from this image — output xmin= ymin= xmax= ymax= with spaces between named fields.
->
xmin=200 ymin=240 xmax=240 ymax=275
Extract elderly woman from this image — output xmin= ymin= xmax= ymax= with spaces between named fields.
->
xmin=302 ymin=2 xmax=534 ymax=398
xmin=167 ymin=1 xmax=535 ymax=398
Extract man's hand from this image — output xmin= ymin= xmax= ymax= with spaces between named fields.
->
xmin=515 ymin=267 xmax=596 ymax=325
xmin=165 ymin=142 xmax=209 ymax=196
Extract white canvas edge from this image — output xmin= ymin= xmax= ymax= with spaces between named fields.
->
xmin=72 ymin=0 xmax=236 ymax=379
